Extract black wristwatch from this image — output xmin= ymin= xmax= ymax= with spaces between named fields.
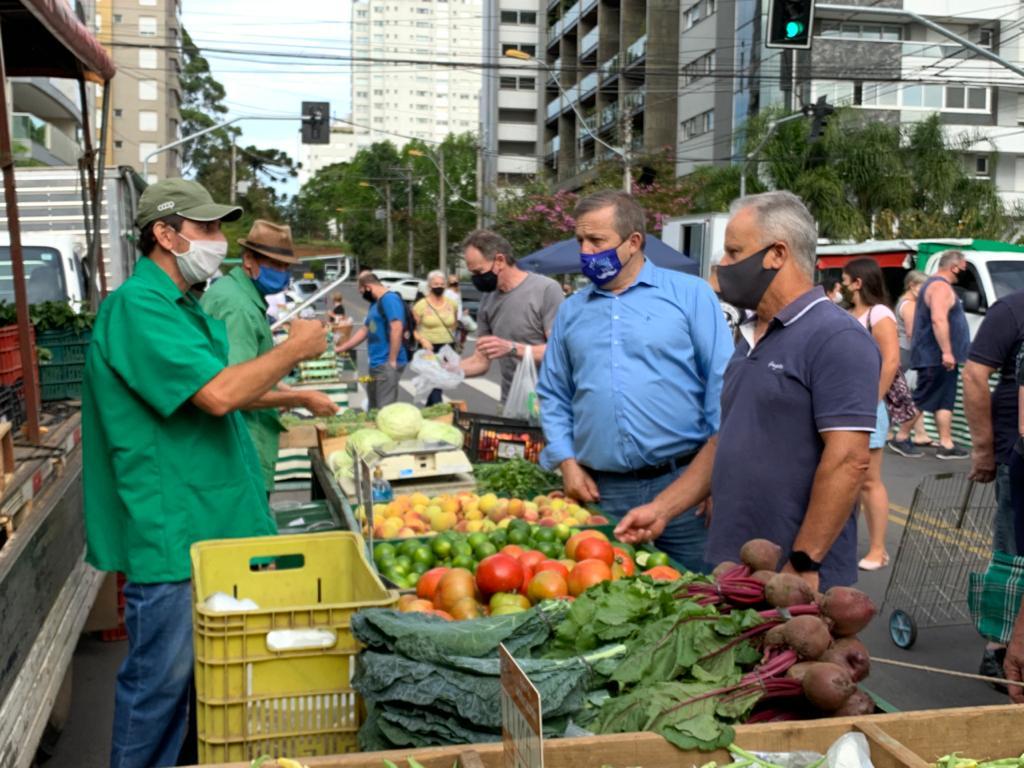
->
xmin=788 ymin=550 xmax=823 ymax=573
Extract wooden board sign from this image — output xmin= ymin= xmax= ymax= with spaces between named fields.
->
xmin=499 ymin=643 xmax=543 ymax=768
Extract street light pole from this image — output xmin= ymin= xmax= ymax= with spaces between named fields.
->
xmin=438 ymin=148 xmax=447 ymax=276
xmin=384 ymin=180 xmax=394 ymax=266
xmin=406 ymin=165 xmax=414 ymax=274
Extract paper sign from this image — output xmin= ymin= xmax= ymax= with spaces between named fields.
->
xmin=500 ymin=643 xmax=543 ymax=768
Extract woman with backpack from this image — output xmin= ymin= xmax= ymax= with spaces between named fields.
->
xmin=413 ymin=271 xmax=460 ymax=406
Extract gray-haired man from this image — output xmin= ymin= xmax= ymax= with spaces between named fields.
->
xmin=616 ymin=191 xmax=880 ymax=591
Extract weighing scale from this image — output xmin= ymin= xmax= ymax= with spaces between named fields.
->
xmin=341 ymin=439 xmax=474 ymax=498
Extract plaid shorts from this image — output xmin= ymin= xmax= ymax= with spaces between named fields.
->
xmin=969 ymin=551 xmax=1024 ymax=643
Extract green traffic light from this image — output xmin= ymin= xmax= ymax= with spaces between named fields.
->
xmin=785 ymin=20 xmax=805 ymax=38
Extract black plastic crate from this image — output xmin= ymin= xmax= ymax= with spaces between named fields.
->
xmin=0 ymin=380 xmax=26 ymax=431
xmin=454 ymin=410 xmax=546 ymax=463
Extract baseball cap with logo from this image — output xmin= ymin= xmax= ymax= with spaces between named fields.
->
xmin=135 ymin=178 xmax=243 ymax=229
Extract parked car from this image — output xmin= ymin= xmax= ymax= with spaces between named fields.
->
xmin=293 ymin=279 xmax=321 ymax=300
xmin=458 ymin=281 xmax=482 ymax=320
xmin=380 ymin=275 xmax=427 ymax=302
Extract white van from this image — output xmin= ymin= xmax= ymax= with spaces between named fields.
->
xmin=0 ymin=233 xmax=87 ymax=310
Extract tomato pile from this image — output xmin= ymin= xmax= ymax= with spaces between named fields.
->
xmin=377 ymin=525 xmax=681 ymax=619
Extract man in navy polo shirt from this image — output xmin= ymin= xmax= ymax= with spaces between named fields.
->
xmin=616 ymin=191 xmax=879 ymax=590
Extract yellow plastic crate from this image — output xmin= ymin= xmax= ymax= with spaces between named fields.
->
xmin=191 ymin=532 xmax=398 ymax=764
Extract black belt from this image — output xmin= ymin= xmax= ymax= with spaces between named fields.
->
xmin=588 ymin=449 xmax=700 ymax=481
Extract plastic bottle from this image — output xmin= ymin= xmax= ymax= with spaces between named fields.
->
xmin=371 ymin=466 xmax=394 ymax=504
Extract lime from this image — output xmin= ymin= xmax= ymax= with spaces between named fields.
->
xmin=467 ymin=532 xmax=488 ymax=550
xmin=374 ymin=542 xmax=397 ymax=564
xmin=532 ymin=527 xmax=556 ymax=544
xmin=411 ymin=560 xmax=432 ymax=575
xmin=509 ymin=519 xmax=530 ymax=533
xmin=395 ymin=554 xmax=413 ymax=571
xmin=474 ymin=541 xmax=498 ymax=559
xmin=431 ymin=537 xmax=453 ymax=559
xmin=489 ymin=529 xmax=508 ymax=548
xmin=412 ymin=547 xmax=435 ymax=568
xmin=399 ymin=538 xmax=421 ymax=558
xmin=553 ymin=524 xmax=571 ymax=542
xmin=387 ymin=561 xmax=409 ymax=577
xmin=508 ymin=528 xmax=529 ymax=545
xmin=452 ymin=541 xmax=474 ymax=558
xmin=646 ymin=551 xmax=670 ymax=568
xmin=451 ymin=554 xmax=476 ymax=570
xmin=539 ymin=541 xmax=562 ymax=559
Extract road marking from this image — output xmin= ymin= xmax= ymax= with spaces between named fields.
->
xmin=886 ymin=505 xmax=992 ymax=558
xmin=462 ymin=377 xmax=502 ymax=401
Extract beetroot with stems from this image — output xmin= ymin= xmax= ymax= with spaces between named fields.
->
xmin=712 ymin=560 xmax=741 ymax=579
xmin=819 ymin=637 xmax=871 ymax=683
xmin=740 ymin=539 xmax=783 ymax=572
xmin=786 ymin=661 xmax=816 ymax=683
xmin=765 ymin=572 xmax=816 ymax=608
xmin=800 ymin=662 xmax=856 ymax=712
xmin=751 ymin=570 xmax=776 ymax=585
xmin=763 ymin=624 xmax=787 ymax=647
xmin=781 ymin=615 xmax=832 ymax=660
xmin=832 ymin=688 xmax=875 ymax=716
xmin=821 ymin=587 xmax=877 ymax=636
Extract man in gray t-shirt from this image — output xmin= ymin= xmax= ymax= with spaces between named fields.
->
xmin=459 ymin=230 xmax=564 ymax=402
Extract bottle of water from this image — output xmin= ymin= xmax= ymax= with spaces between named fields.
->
xmin=371 ymin=466 xmax=394 ymax=504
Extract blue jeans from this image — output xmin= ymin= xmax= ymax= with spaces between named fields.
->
xmin=1007 ymin=455 xmax=1024 ymax=555
xmin=111 ymin=581 xmax=194 ymax=768
xmin=995 ymin=463 xmax=1019 ymax=556
xmin=593 ymin=466 xmax=709 ymax=573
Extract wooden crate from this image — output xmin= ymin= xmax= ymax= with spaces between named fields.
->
xmin=279 ymin=423 xmax=319 ymax=450
xmin=186 ymin=704 xmax=1024 ymax=768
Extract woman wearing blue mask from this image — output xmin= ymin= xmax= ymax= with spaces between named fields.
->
xmin=201 ymin=220 xmax=338 ymax=493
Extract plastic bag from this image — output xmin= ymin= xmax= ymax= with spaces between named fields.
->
xmin=409 ymin=347 xmax=464 ymax=405
xmin=504 ymin=345 xmax=540 ymax=424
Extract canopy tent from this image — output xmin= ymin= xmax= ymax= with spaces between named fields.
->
xmin=0 ymin=0 xmax=116 ymax=441
xmin=519 ymin=235 xmax=700 ymax=276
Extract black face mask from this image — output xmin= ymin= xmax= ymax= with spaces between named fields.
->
xmin=716 ymin=245 xmax=778 ymax=311
xmin=431 ymin=286 xmax=446 ymax=297
xmin=362 ymin=289 xmax=375 ymax=303
xmin=471 ymin=267 xmax=499 ymax=293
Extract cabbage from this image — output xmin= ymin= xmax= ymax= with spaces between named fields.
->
xmin=417 ymin=421 xmax=464 ymax=447
xmin=347 ymin=428 xmax=393 ymax=458
xmin=376 ymin=402 xmax=423 ymax=440
xmin=328 ymin=449 xmax=354 ymax=478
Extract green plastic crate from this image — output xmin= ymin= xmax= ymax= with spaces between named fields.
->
xmin=39 ymin=361 xmax=84 ymax=385
xmin=40 ymin=379 xmax=82 ymax=401
xmin=37 ymin=329 xmax=91 ymax=365
xmin=272 ymin=501 xmax=342 ymax=534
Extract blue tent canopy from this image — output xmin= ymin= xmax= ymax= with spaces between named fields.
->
xmin=518 ymin=235 xmax=700 ymax=276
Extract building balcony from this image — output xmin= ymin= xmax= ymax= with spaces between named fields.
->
xmin=625 ymin=34 xmax=647 ymax=68
xmin=548 ymin=0 xmax=560 ymax=11
xmin=547 ymin=0 xmax=580 ymax=44
xmin=580 ymin=27 xmax=599 ymax=59
xmin=580 ymin=71 xmax=599 ymax=99
xmin=599 ymin=102 xmax=619 ymax=130
xmin=581 ymin=0 xmax=598 ymax=16
xmin=623 ymin=88 xmax=646 ymax=114
xmin=546 ymin=135 xmax=561 ymax=158
xmin=10 ymin=77 xmax=81 ymax=124
xmin=547 ymin=59 xmax=562 ymax=85
xmin=546 ymin=95 xmax=565 ymax=121
xmin=12 ymin=113 xmax=80 ymax=166
xmin=600 ymin=54 xmax=621 ymax=84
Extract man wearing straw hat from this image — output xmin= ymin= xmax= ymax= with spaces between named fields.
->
xmin=202 ymin=219 xmax=338 ymax=493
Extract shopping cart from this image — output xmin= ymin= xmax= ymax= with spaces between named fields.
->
xmin=881 ymin=472 xmax=997 ymax=649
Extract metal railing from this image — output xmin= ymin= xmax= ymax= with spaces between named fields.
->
xmin=547 ymin=0 xmax=580 ymax=43
xmin=625 ymin=34 xmax=648 ymax=66
xmin=546 ymin=95 xmax=564 ymax=120
xmin=580 ymin=71 xmax=599 ymax=98
xmin=623 ymin=87 xmax=646 ymax=113
xmin=11 ymin=113 xmax=80 ymax=164
xmin=581 ymin=27 xmax=599 ymax=56
xmin=546 ymin=135 xmax=561 ymax=156
xmin=600 ymin=53 xmax=620 ymax=80
xmin=599 ymin=102 xmax=619 ymax=129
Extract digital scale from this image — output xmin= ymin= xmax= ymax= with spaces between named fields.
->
xmin=340 ymin=439 xmax=474 ymax=498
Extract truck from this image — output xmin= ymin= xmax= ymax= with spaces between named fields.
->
xmin=659 ymin=213 xmax=729 ymax=279
xmin=0 ymin=165 xmax=144 ymax=307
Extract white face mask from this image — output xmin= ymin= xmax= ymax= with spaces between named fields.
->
xmin=172 ymin=235 xmax=228 ymax=286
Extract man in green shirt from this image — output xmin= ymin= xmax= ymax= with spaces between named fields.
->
xmin=201 ymin=219 xmax=337 ymax=492
xmin=82 ymin=178 xmax=328 ymax=768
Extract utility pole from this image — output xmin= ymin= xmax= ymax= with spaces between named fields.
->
xmin=475 ymin=138 xmax=484 ymax=229
xmin=384 ymin=180 xmax=394 ymax=267
xmin=229 ymin=142 xmax=237 ymax=204
xmin=621 ymin=116 xmax=633 ymax=193
xmin=406 ymin=165 xmax=415 ymax=275
xmin=438 ymin=148 xmax=447 ymax=276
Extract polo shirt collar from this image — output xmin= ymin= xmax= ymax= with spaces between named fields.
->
xmin=588 ymin=255 xmax=658 ymax=299
xmin=227 ymin=265 xmax=267 ymax=310
xmin=134 ymin=256 xmax=187 ymax=303
xmin=775 ymin=286 xmax=829 ymax=326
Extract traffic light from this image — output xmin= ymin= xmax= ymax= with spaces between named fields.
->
xmin=805 ymin=96 xmax=835 ymax=143
xmin=767 ymin=0 xmax=815 ymax=49
xmin=301 ymin=101 xmax=330 ymax=144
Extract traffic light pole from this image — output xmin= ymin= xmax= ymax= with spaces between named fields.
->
xmin=818 ymin=4 xmax=1024 ymax=80
xmin=739 ymin=111 xmax=805 ymax=198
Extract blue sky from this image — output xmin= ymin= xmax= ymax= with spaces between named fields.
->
xmin=181 ymin=0 xmax=353 ymax=197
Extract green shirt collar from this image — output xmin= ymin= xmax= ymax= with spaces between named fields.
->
xmin=134 ymin=256 xmax=188 ymax=303
xmin=226 ymin=265 xmax=268 ymax=311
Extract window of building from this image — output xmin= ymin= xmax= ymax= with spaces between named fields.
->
xmin=706 ymin=0 xmax=717 ymax=14
xmin=502 ymin=42 xmax=537 ymax=57
xmin=138 ymin=110 xmax=158 ymax=132
xmin=138 ymin=16 xmax=157 ymax=36
xmin=499 ymin=107 xmax=536 ymax=123
xmin=680 ymin=109 xmax=714 ymax=141
xmin=818 ymin=21 xmax=902 ymax=40
xmin=978 ymin=27 xmax=994 ymax=47
xmin=95 ymin=13 xmax=102 ymax=32
xmin=113 ymin=13 xmax=122 ymax=23
xmin=138 ymin=80 xmax=158 ymax=101
xmin=681 ymin=50 xmax=716 ymax=86
xmin=976 ymin=156 xmax=989 ymax=176
xmin=114 ymin=108 xmax=123 ymax=117
xmin=138 ymin=49 xmax=158 ymax=69
xmin=140 ymin=0 xmax=157 ymax=6
xmin=499 ymin=76 xmax=535 ymax=90
xmin=139 ymin=142 xmax=157 ymax=163
xmin=114 ymin=140 xmax=123 ymax=149
xmin=499 ymin=140 xmax=537 ymax=155
xmin=501 ymin=10 xmax=538 ymax=24
xmin=814 ymin=79 xmax=856 ymax=105
xmin=684 ymin=2 xmax=701 ymax=29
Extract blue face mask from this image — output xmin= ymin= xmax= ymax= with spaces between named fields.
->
xmin=580 ymin=240 xmax=625 ymax=286
xmin=252 ymin=263 xmax=290 ymax=295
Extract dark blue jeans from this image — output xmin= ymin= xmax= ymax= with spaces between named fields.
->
xmin=1008 ymin=452 xmax=1024 ymax=556
xmin=593 ymin=465 xmax=709 ymax=573
xmin=994 ymin=462 xmax=1019 ymax=556
xmin=111 ymin=581 xmax=194 ymax=768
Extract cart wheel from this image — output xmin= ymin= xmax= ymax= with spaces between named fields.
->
xmin=889 ymin=609 xmax=917 ymax=649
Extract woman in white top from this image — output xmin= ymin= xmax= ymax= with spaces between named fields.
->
xmin=842 ymin=258 xmax=901 ymax=570
xmin=888 ymin=270 xmax=930 ymax=453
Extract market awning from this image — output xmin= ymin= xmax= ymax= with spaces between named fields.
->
xmin=0 ymin=0 xmax=116 ymax=82
xmin=817 ymin=252 xmax=913 ymax=270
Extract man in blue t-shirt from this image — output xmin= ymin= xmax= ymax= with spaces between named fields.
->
xmin=337 ymin=272 xmax=409 ymax=408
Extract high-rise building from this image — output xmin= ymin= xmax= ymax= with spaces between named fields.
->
xmin=540 ymin=0 xmax=680 ymax=189
xmin=676 ymin=0 xmax=1024 ymax=202
xmin=96 ymin=0 xmax=183 ymax=182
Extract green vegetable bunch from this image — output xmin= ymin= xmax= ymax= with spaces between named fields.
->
xmin=474 ymin=458 xmax=562 ymax=500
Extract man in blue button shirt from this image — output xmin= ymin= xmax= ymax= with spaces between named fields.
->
xmin=537 ymin=191 xmax=734 ymax=571
xmin=616 ymin=191 xmax=879 ymax=590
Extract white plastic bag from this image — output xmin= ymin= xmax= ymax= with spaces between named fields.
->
xmin=503 ymin=345 xmax=540 ymax=423
xmin=409 ymin=347 xmax=464 ymax=404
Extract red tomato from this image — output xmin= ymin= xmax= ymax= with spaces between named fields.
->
xmin=574 ymin=537 xmax=614 ymax=566
xmin=567 ymin=559 xmax=612 ymax=596
xmin=534 ymin=559 xmax=570 ymax=581
xmin=475 ymin=554 xmax=524 ymax=595
xmin=612 ymin=547 xmax=636 ymax=576
xmin=416 ymin=567 xmax=450 ymax=601
xmin=527 ymin=571 xmax=569 ymax=603
xmin=518 ymin=549 xmax=547 ymax=571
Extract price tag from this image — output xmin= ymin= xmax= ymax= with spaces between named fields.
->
xmin=500 ymin=643 xmax=543 ymax=768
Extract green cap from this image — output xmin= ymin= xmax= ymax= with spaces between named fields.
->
xmin=136 ymin=178 xmax=243 ymax=229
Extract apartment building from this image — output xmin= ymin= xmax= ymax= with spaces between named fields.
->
xmin=540 ymin=0 xmax=680 ymax=188
xmin=96 ymin=0 xmax=183 ymax=182
xmin=676 ymin=0 xmax=1024 ymax=202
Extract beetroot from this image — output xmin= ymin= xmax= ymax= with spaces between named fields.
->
xmin=764 ymin=625 xmax=787 ymax=647
xmin=740 ymin=539 xmax=783 ymax=572
xmin=712 ymin=560 xmax=740 ymax=579
xmin=781 ymin=615 xmax=832 ymax=660
xmin=821 ymin=587 xmax=877 ymax=636
xmin=832 ymin=688 xmax=875 ymax=716
xmin=765 ymin=573 xmax=815 ymax=608
xmin=819 ymin=637 xmax=871 ymax=682
xmin=801 ymin=662 xmax=856 ymax=712
xmin=751 ymin=570 xmax=776 ymax=585
xmin=786 ymin=661 xmax=816 ymax=683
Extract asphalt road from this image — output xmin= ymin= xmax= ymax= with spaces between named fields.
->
xmin=50 ymin=280 xmax=1013 ymax=767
